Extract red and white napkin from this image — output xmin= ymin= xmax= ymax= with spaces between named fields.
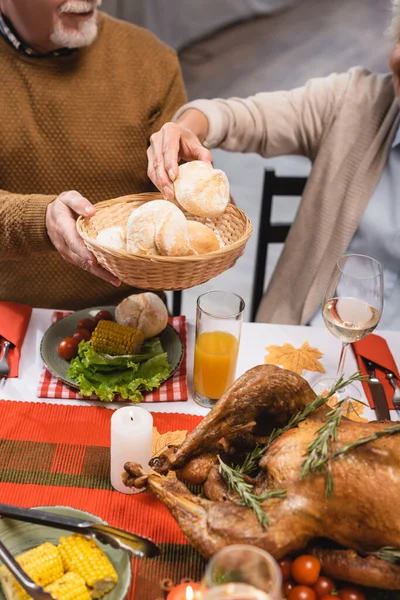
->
xmin=0 ymin=301 xmax=32 ymax=378
xmin=37 ymin=312 xmax=188 ymax=402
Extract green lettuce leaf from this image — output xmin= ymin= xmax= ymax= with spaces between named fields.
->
xmin=67 ymin=339 xmax=171 ymax=402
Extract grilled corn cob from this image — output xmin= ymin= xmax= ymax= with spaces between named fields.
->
xmin=91 ymin=320 xmax=144 ymax=356
xmin=45 ymin=572 xmax=91 ymax=600
xmin=0 ymin=542 xmax=63 ymax=600
xmin=58 ymin=534 xmax=118 ymax=599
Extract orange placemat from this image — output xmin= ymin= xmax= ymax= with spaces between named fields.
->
xmin=37 ymin=313 xmax=189 ymax=402
xmin=0 ymin=401 xmax=205 ymax=599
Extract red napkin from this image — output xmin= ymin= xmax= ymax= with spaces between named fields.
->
xmin=0 ymin=301 xmax=32 ymax=378
xmin=352 ymin=333 xmax=399 ymax=410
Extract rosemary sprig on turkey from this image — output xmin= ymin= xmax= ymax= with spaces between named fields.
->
xmin=303 ymin=423 xmax=400 ymax=492
xmin=265 ymin=372 xmax=364 ymax=452
xmin=217 ymin=456 xmax=286 ymax=527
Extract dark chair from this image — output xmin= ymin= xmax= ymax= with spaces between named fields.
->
xmin=250 ymin=169 xmax=308 ymax=321
xmin=172 ymin=290 xmax=182 ymax=316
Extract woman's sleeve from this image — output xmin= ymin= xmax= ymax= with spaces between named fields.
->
xmin=174 ymin=71 xmax=352 ymax=159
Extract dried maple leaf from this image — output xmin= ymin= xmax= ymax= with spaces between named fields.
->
xmin=264 ymin=341 xmax=325 ymax=375
xmin=327 ymin=396 xmax=368 ymax=423
xmin=152 ymin=427 xmax=188 ymax=457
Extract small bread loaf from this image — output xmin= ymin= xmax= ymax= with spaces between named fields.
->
xmin=96 ymin=226 xmax=126 ymax=251
xmin=187 ymin=221 xmax=220 ymax=255
xmin=115 ymin=292 xmax=169 ymax=339
xmin=174 ymin=160 xmax=230 ymax=218
xmin=126 ymin=200 xmax=190 ymax=257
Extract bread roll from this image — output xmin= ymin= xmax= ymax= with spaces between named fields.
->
xmin=115 ymin=292 xmax=169 ymax=339
xmin=96 ymin=226 xmax=126 ymax=251
xmin=187 ymin=221 xmax=220 ymax=255
xmin=174 ymin=160 xmax=230 ymax=218
xmin=126 ymin=200 xmax=190 ymax=257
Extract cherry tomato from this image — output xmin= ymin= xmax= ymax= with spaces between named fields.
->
xmin=321 ymin=596 xmax=338 ymax=600
xmin=72 ymin=328 xmax=92 ymax=342
xmin=282 ymin=580 xmax=295 ymax=596
xmin=77 ymin=318 xmax=96 ymax=332
xmin=313 ymin=577 xmax=335 ymax=598
xmin=58 ymin=337 xmax=79 ymax=360
xmin=338 ymin=589 xmax=366 ymax=600
xmin=288 ymin=586 xmax=317 ymax=600
xmin=291 ymin=555 xmax=321 ymax=586
xmin=95 ymin=310 xmax=113 ymax=323
xmin=279 ymin=558 xmax=293 ymax=581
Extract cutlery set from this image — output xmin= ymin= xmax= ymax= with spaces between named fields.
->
xmin=0 ymin=336 xmax=12 ymax=387
xmin=361 ymin=357 xmax=400 ymax=421
xmin=0 ymin=503 xmax=160 ymax=600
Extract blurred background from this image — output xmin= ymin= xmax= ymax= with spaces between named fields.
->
xmin=102 ymin=0 xmax=391 ymax=319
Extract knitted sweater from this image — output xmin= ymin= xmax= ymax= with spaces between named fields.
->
xmin=0 ymin=12 xmax=186 ymax=309
xmin=177 ymin=68 xmax=400 ymax=324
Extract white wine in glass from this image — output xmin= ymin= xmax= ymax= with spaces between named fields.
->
xmin=316 ymin=254 xmax=383 ymax=398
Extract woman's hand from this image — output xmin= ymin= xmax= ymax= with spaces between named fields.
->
xmin=147 ymin=109 xmax=212 ymax=201
xmin=46 ymin=190 xmax=121 ymax=286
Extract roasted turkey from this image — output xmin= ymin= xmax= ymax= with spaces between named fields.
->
xmin=124 ymin=365 xmax=400 ymax=589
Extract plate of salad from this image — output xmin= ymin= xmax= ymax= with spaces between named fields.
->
xmin=40 ymin=306 xmax=184 ymax=402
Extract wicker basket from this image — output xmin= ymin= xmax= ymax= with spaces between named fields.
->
xmin=76 ymin=193 xmax=252 ymax=291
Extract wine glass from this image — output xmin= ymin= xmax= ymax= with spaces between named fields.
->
xmin=315 ymin=254 xmax=383 ymax=399
xmin=200 ymin=545 xmax=282 ymax=600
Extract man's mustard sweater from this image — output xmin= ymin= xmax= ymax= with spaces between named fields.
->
xmin=0 ymin=12 xmax=186 ymax=309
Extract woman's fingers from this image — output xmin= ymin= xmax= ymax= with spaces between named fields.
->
xmin=147 ymin=122 xmax=212 ymax=194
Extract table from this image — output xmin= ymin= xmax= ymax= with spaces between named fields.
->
xmin=3 ymin=308 xmax=400 ymax=421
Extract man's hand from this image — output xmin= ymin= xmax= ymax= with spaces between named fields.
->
xmin=147 ymin=110 xmax=212 ymax=201
xmin=46 ymin=191 xmax=120 ymax=286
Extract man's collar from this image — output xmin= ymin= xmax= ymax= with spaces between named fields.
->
xmin=0 ymin=11 xmax=76 ymax=58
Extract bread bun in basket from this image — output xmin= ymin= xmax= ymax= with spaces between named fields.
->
xmin=187 ymin=221 xmax=220 ymax=255
xmin=174 ymin=161 xmax=229 ymax=218
xmin=115 ymin=292 xmax=168 ymax=339
xmin=126 ymin=199 xmax=190 ymax=257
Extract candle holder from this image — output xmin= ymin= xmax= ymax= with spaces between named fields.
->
xmin=201 ymin=545 xmax=282 ymax=600
xmin=110 ymin=406 xmax=153 ymax=494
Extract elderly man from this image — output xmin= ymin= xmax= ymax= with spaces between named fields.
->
xmin=147 ymin=2 xmax=400 ymax=330
xmin=0 ymin=0 xmax=186 ymax=309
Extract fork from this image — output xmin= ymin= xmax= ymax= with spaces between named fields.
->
xmin=385 ymin=370 xmax=400 ymax=409
xmin=0 ymin=338 xmax=11 ymax=387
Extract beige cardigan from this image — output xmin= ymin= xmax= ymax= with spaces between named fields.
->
xmin=176 ymin=68 xmax=400 ymax=325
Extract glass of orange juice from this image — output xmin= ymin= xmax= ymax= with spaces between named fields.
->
xmin=193 ymin=290 xmax=245 ymax=408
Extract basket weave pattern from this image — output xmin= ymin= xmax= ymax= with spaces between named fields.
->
xmin=77 ymin=193 xmax=252 ymax=291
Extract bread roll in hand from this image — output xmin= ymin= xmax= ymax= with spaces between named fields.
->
xmin=96 ymin=226 xmax=126 ymax=251
xmin=174 ymin=160 xmax=229 ymax=218
xmin=115 ymin=292 xmax=169 ymax=339
xmin=126 ymin=200 xmax=190 ymax=257
xmin=187 ymin=221 xmax=220 ymax=255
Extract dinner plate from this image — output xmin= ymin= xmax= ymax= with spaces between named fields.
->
xmin=0 ymin=506 xmax=131 ymax=600
xmin=40 ymin=306 xmax=184 ymax=395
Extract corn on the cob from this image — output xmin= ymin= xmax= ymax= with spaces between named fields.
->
xmin=58 ymin=534 xmax=118 ymax=599
xmin=0 ymin=542 xmax=63 ymax=600
xmin=45 ymin=572 xmax=91 ymax=600
xmin=91 ymin=320 xmax=144 ymax=356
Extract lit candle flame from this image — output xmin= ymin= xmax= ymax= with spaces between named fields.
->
xmin=186 ymin=586 xmax=194 ymax=600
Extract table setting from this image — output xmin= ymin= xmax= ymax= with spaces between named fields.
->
xmin=1 ymin=239 xmax=400 ymax=598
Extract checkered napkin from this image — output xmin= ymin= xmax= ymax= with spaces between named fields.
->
xmin=37 ymin=312 xmax=188 ymax=402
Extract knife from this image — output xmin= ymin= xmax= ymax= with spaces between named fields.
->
xmin=363 ymin=358 xmax=391 ymax=422
xmin=0 ymin=503 xmax=160 ymax=559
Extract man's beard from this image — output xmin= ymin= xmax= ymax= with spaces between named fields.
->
xmin=50 ymin=0 xmax=102 ymax=49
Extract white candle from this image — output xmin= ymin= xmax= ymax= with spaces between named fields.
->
xmin=110 ymin=406 xmax=153 ymax=494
